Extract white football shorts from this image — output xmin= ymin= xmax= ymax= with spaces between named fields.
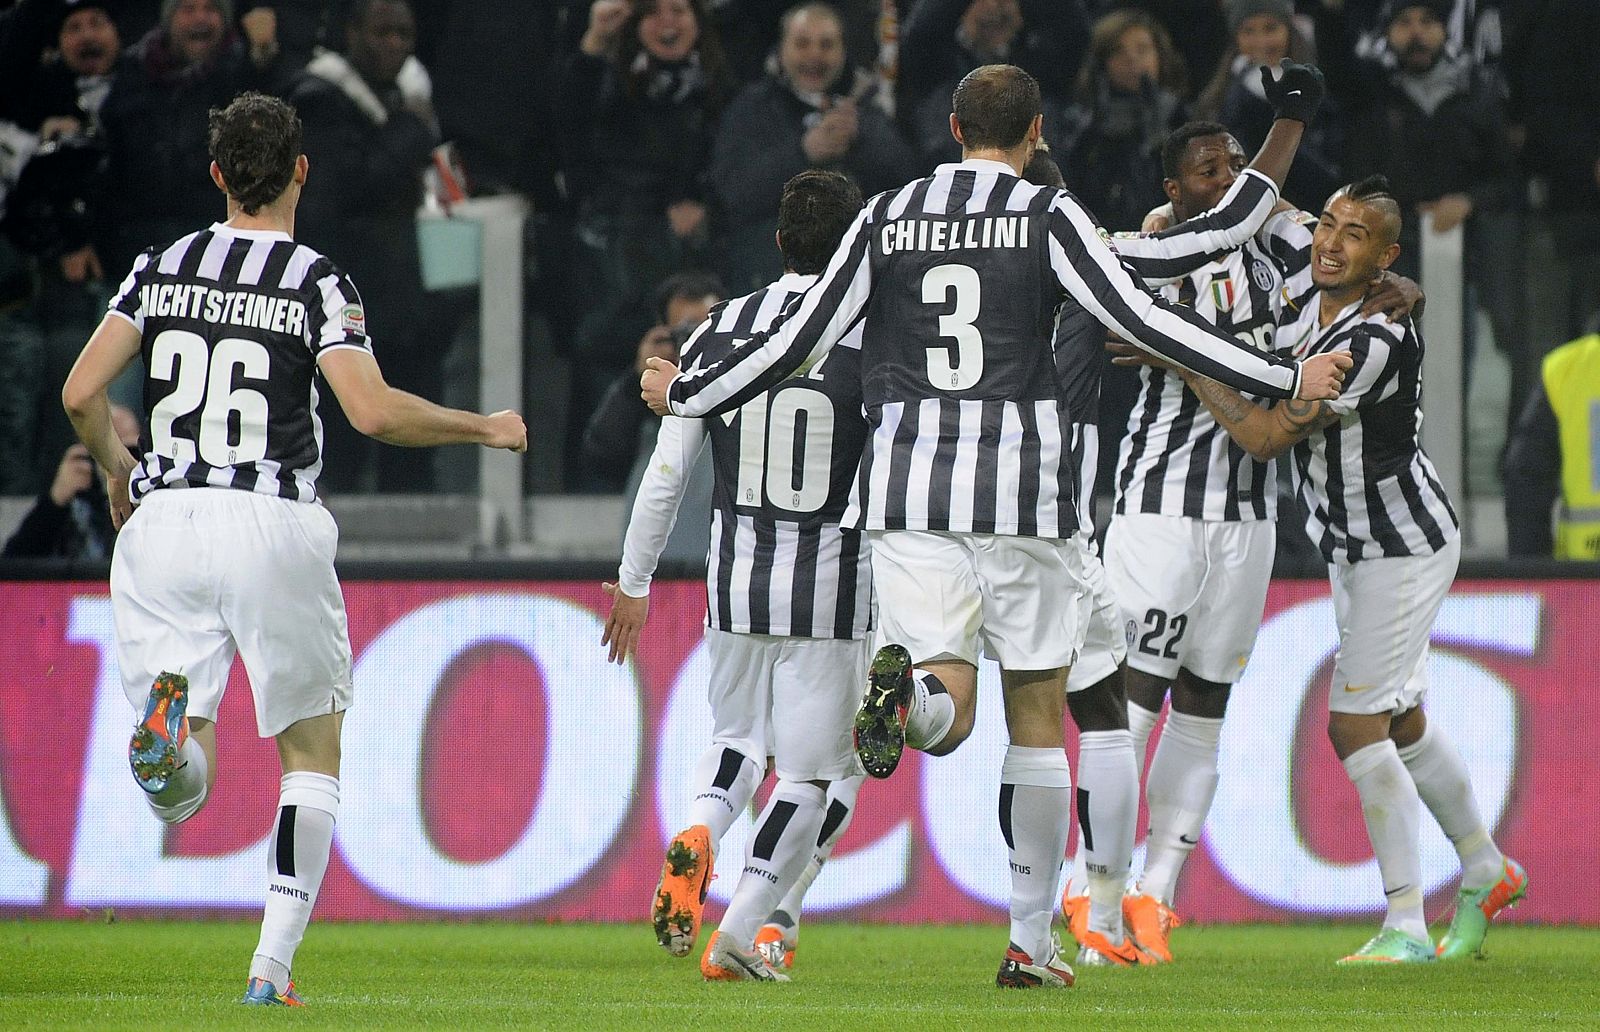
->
xmin=1066 ymin=532 xmax=1126 ymax=693
xmin=704 ymin=628 xmax=867 ymax=782
xmin=1105 ymin=511 xmax=1275 ymax=684
xmin=109 ymin=488 xmax=354 ymax=738
xmin=868 ymin=529 xmax=1090 ymax=671
xmin=1327 ymin=535 xmax=1460 ymax=716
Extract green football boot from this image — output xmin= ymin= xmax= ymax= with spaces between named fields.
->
xmin=1336 ymin=928 xmax=1436 ymax=965
xmin=1438 ymin=858 xmax=1528 ymax=960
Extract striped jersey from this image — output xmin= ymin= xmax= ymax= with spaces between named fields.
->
xmin=108 ymin=223 xmax=371 ymax=504
xmin=1115 ymin=207 xmax=1318 ymax=522
xmin=618 ymin=273 xmax=872 ymax=639
xmin=1277 ymin=298 xmax=1459 ymax=564
xmin=666 ymin=161 xmax=1305 ymax=539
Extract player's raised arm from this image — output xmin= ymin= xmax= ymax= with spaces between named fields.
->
xmin=1109 ymin=62 xmax=1324 ymax=285
xmin=650 ymin=201 xmax=878 ymax=419
xmin=1047 ymin=193 xmax=1348 ymax=400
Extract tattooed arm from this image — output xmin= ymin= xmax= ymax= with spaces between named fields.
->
xmin=1108 ymin=339 xmax=1341 ymax=460
xmin=1185 ymin=375 xmax=1341 ymax=461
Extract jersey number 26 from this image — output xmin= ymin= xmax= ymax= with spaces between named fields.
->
xmin=149 ymin=329 xmax=271 ymax=466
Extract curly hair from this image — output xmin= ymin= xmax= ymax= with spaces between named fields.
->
xmin=207 ymin=92 xmax=303 ymax=215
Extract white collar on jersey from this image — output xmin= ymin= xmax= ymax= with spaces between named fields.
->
xmin=774 ymin=272 xmax=819 ymax=292
xmin=210 ymin=222 xmax=293 ymax=243
xmin=935 ymin=157 xmax=1019 ymax=178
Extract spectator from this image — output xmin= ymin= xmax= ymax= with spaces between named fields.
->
xmin=709 ymin=0 xmax=880 ymax=87
xmin=3 ymin=402 xmax=139 ymax=559
xmin=288 ymin=0 xmax=457 ymax=493
xmin=1343 ymin=0 xmax=1523 ymax=397
xmin=1113 ymin=1 xmax=1231 ymax=102
xmin=896 ymin=0 xmax=1090 ymax=169
xmin=580 ymin=271 xmax=724 ymax=491
xmin=1057 ymin=7 xmax=1188 ymax=234
xmin=559 ymin=0 xmax=732 ymax=424
xmin=1195 ymin=0 xmax=1341 ymax=208
xmin=709 ymin=1 xmax=912 ymax=293
xmin=0 ymin=0 xmax=124 ymax=496
xmin=1502 ymin=325 xmax=1600 ymax=560
xmin=97 ymin=0 xmax=285 ymax=277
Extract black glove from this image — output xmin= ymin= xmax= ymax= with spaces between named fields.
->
xmin=1261 ymin=60 xmax=1325 ymax=125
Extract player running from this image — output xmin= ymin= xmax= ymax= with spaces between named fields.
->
xmin=1113 ymin=174 xmax=1525 ymax=965
xmin=644 ymin=63 xmax=1353 ymax=987
xmin=1061 ymin=121 xmax=1421 ymax=965
xmin=60 ymin=93 xmax=526 ymax=1005
xmin=603 ymin=171 xmax=871 ymax=982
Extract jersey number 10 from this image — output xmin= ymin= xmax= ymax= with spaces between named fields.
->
xmin=149 ymin=329 xmax=272 ymax=467
xmin=733 ymin=386 xmax=835 ymax=515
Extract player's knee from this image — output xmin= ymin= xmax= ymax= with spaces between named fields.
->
xmin=926 ymin=706 xmax=976 ymax=755
xmin=148 ymin=786 xmax=209 ymax=826
xmin=1067 ymin=671 xmax=1129 ymax=732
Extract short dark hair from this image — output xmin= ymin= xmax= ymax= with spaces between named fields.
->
xmin=207 ymin=92 xmax=302 ymax=215
xmin=952 ymin=65 xmax=1041 ymax=152
xmin=778 ymin=170 xmax=863 ymax=276
xmin=1161 ymin=120 xmax=1233 ymax=179
xmin=654 ymin=270 xmax=725 ymax=323
xmin=1331 ymin=174 xmax=1403 ymax=245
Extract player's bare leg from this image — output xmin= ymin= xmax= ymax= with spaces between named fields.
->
xmin=993 ymin=668 xmax=1075 ymax=988
xmin=245 ymin=710 xmax=343 ymax=1005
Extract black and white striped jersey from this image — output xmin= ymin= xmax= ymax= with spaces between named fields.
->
xmin=1114 ymin=207 xmax=1318 ymax=522
xmin=665 ymin=161 xmax=1304 ymax=539
xmin=1277 ymin=298 xmax=1459 ymax=564
xmin=618 ymin=273 xmax=872 ymax=639
xmin=108 ymin=223 xmax=372 ymax=504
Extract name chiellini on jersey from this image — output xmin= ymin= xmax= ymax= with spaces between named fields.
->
xmin=1115 ymin=207 xmax=1318 ymax=522
xmin=666 ymin=161 xmax=1298 ymax=541
xmin=109 ymin=223 xmax=372 ymax=504
xmin=1278 ymin=300 xmax=1458 ymax=563
xmin=621 ymin=273 xmax=872 ymax=640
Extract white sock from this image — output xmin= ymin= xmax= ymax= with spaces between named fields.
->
xmin=770 ymin=775 xmax=863 ymax=935
xmin=686 ymin=745 xmax=762 ymax=843
xmin=904 ymin=672 xmax=956 ymax=751
xmin=1140 ymin=711 xmax=1222 ymax=905
xmin=1342 ymin=741 xmax=1426 ymax=942
xmin=1075 ymin=730 xmax=1137 ymax=939
xmin=1396 ymin=721 xmax=1504 ymax=889
xmin=250 ymin=771 xmax=339 ymax=987
xmin=147 ymin=736 xmax=209 ymax=825
xmin=1128 ymin=700 xmax=1161 ymax=775
xmin=717 ymin=780 xmax=827 ymax=949
xmin=999 ymin=745 xmax=1072 ymax=960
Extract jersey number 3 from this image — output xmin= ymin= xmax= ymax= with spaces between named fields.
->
xmin=922 ymin=264 xmax=983 ymax=390
xmin=149 ymin=329 xmax=271 ymax=466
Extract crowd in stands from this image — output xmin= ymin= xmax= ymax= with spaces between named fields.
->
xmin=1 ymin=0 xmax=1597 ymax=557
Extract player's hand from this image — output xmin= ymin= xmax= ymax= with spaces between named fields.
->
xmin=1296 ymin=351 xmax=1352 ymax=400
xmin=600 ymin=581 xmax=649 ymax=664
xmin=581 ymin=0 xmax=631 ymax=56
xmin=50 ymin=444 xmax=95 ymax=507
xmin=106 ymin=468 xmax=132 ymax=531
xmin=1261 ymin=59 xmax=1325 ymax=125
xmin=1140 ymin=203 xmax=1174 ymax=233
xmin=1106 ymin=338 xmax=1186 ymax=377
xmin=640 ymin=356 xmax=680 ymax=416
xmin=1419 ymin=192 xmax=1472 ymax=233
xmin=1361 ymin=270 xmax=1424 ymax=322
xmin=484 ymin=410 xmax=528 ymax=452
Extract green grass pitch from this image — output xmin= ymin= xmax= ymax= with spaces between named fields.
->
xmin=3 ymin=921 xmax=1597 ymax=1029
